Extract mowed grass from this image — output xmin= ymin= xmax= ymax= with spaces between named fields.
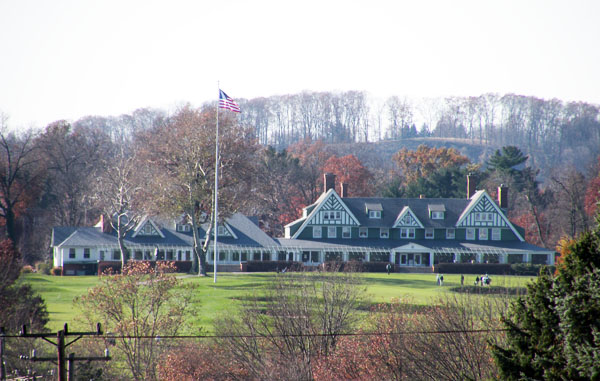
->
xmin=23 ymin=272 xmax=535 ymax=332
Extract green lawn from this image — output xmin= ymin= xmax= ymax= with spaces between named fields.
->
xmin=23 ymin=272 xmax=534 ymax=332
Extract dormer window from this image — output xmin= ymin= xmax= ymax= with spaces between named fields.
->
xmin=366 ymin=203 xmax=383 ymax=219
xmin=218 ymin=225 xmax=227 ymax=236
xmin=428 ymin=204 xmax=446 ymax=220
xmin=177 ymin=224 xmax=191 ymax=232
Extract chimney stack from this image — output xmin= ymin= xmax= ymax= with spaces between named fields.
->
xmin=467 ymin=173 xmax=477 ymax=199
xmin=324 ymin=173 xmax=336 ymax=193
xmin=340 ymin=182 xmax=349 ymax=198
xmin=498 ymin=184 xmax=508 ymax=210
xmin=419 ymin=194 xmax=426 ymax=199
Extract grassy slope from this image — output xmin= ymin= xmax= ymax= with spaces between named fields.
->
xmin=23 ymin=272 xmax=534 ymax=332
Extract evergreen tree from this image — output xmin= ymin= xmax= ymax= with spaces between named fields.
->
xmin=492 ymin=215 xmax=600 ymax=380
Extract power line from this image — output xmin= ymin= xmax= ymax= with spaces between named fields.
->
xmin=4 ymin=328 xmax=508 ymax=340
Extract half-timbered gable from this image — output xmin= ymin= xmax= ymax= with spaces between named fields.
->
xmin=132 ymin=217 xmax=165 ymax=238
xmin=456 ymin=190 xmax=524 ymax=241
xmin=393 ymin=206 xmax=424 ymax=228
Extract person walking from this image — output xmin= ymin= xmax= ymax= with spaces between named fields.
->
xmin=386 ymin=263 xmax=392 ymax=275
xmin=439 ymin=274 xmax=444 ymax=286
xmin=460 ymin=274 xmax=464 ymax=286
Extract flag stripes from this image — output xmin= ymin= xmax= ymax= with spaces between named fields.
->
xmin=219 ymin=89 xmax=241 ymax=113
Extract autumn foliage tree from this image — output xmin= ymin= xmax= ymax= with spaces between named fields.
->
xmin=76 ymin=261 xmax=196 ymax=381
xmin=136 ymin=105 xmax=258 ymax=276
xmin=322 ymin=154 xmax=373 ymax=197
xmin=392 ymin=144 xmax=470 ymax=185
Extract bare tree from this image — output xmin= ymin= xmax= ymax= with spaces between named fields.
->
xmin=217 ymin=271 xmax=364 ymax=381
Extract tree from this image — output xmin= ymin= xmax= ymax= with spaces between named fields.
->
xmin=287 ymin=138 xmax=333 ymax=204
xmin=92 ymin=147 xmax=144 ymax=269
xmin=322 ymin=154 xmax=373 ymax=197
xmin=76 ymin=261 xmax=195 ymax=381
xmin=492 ymin=217 xmax=600 ymax=380
xmin=0 ymin=115 xmax=44 ymax=247
xmin=403 ymin=165 xmax=478 ymax=199
xmin=136 ymin=105 xmax=257 ymax=276
xmin=36 ymin=120 xmax=110 ymax=226
xmin=486 ymin=145 xmax=528 ymax=176
xmin=392 ymin=144 xmax=471 ymax=186
xmin=217 ymin=271 xmax=364 ymax=380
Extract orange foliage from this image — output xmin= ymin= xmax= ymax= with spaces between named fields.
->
xmin=392 ymin=144 xmax=470 ymax=185
xmin=323 ymin=154 xmax=373 ymax=197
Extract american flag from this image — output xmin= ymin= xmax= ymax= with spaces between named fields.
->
xmin=219 ymin=89 xmax=241 ymax=113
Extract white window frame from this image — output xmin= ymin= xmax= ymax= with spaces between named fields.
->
xmin=479 ymin=228 xmax=488 ymax=240
xmin=328 ymin=226 xmax=337 ymax=238
xmin=313 ymin=226 xmax=322 ymax=238
xmin=335 ymin=211 xmax=341 ymax=220
xmin=400 ymin=228 xmax=415 ymax=239
xmin=431 ymin=211 xmax=444 ymax=220
xmin=69 ymin=248 xmax=76 ymax=259
xmin=359 ymin=227 xmax=368 ymax=238
xmin=369 ymin=210 xmax=381 ymax=219
xmin=218 ymin=225 xmax=227 ymax=236
xmin=380 ymin=228 xmax=389 ymax=239
xmin=83 ymin=248 xmax=90 ymax=259
xmin=466 ymin=228 xmax=475 ymax=240
xmin=425 ymin=228 xmax=434 ymax=239
xmin=342 ymin=226 xmax=351 ymax=239
xmin=492 ymin=228 xmax=501 ymax=241
xmin=446 ymin=228 xmax=455 ymax=239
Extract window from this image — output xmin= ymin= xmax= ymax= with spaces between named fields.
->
xmin=323 ymin=211 xmax=341 ymax=221
xmin=335 ymin=211 xmax=341 ymax=220
xmin=232 ymin=251 xmax=240 ymax=261
xmin=380 ymin=228 xmax=389 ymax=239
xmin=83 ymin=248 xmax=90 ymax=259
xmin=474 ymin=212 xmax=494 ymax=222
xmin=425 ymin=228 xmax=434 ymax=239
xmin=144 ymin=224 xmax=153 ymax=235
xmin=359 ymin=227 xmax=368 ymax=238
xmin=313 ymin=226 xmax=322 ymax=238
xmin=400 ymin=228 xmax=415 ymax=239
xmin=342 ymin=226 xmax=351 ymax=239
xmin=217 ymin=225 xmax=227 ymax=236
xmin=479 ymin=228 xmax=488 ymax=240
xmin=219 ymin=251 xmax=227 ymax=261
xmin=99 ymin=250 xmax=105 ymax=261
xmin=369 ymin=210 xmax=381 ymax=219
xmin=69 ymin=248 xmax=76 ymax=259
xmin=113 ymin=250 xmax=121 ymax=260
xmin=177 ymin=224 xmax=190 ymax=232
xmin=446 ymin=228 xmax=455 ymax=239
xmin=241 ymin=252 xmax=247 ymax=261
xmin=466 ymin=228 xmax=475 ymax=240
xmin=431 ymin=211 xmax=444 ymax=219
xmin=492 ymin=228 xmax=501 ymax=241
xmin=328 ymin=226 xmax=337 ymax=238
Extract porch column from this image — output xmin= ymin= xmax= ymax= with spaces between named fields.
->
xmin=524 ymin=253 xmax=532 ymax=264
xmin=391 ymin=252 xmax=395 ymax=264
xmin=455 ymin=252 xmax=461 ymax=263
xmin=500 ymin=253 xmax=507 ymax=264
xmin=366 ymin=252 xmax=370 ymax=262
xmin=429 ymin=252 xmax=434 ymax=267
xmin=548 ymin=253 xmax=555 ymax=265
xmin=477 ymin=252 xmax=482 ymax=263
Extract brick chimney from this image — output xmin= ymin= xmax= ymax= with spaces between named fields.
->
xmin=340 ymin=182 xmax=349 ymax=198
xmin=324 ymin=173 xmax=336 ymax=193
xmin=467 ymin=173 xmax=477 ymax=199
xmin=498 ymin=184 xmax=508 ymax=210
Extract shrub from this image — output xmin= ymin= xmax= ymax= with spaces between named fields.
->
xmin=510 ymin=263 xmax=556 ymax=276
xmin=20 ymin=265 xmax=35 ymax=274
xmin=51 ymin=267 xmax=62 ymax=276
xmin=35 ymin=261 xmax=52 ymax=275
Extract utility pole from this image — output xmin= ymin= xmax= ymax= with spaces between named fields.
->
xmin=0 ymin=327 xmax=6 ymax=381
xmin=20 ymin=323 xmax=110 ymax=381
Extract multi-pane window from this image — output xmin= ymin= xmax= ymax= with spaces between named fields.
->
xmin=479 ymin=228 xmax=488 ymax=240
xmin=342 ymin=227 xmax=351 ymax=239
xmin=369 ymin=210 xmax=381 ymax=219
xmin=313 ymin=226 xmax=322 ymax=238
xmin=431 ymin=211 xmax=444 ymax=220
xmin=323 ymin=211 xmax=342 ymax=221
xmin=491 ymin=228 xmax=501 ymax=241
xmin=466 ymin=228 xmax=475 ymax=240
xmin=400 ymin=228 xmax=415 ymax=239
xmin=328 ymin=226 xmax=337 ymax=238
xmin=83 ymin=248 xmax=90 ymax=259
xmin=359 ymin=227 xmax=368 ymax=238
xmin=425 ymin=228 xmax=434 ymax=239
xmin=474 ymin=212 xmax=494 ymax=222
xmin=446 ymin=228 xmax=455 ymax=239
xmin=380 ymin=228 xmax=389 ymax=239
xmin=69 ymin=248 xmax=76 ymax=259
xmin=113 ymin=250 xmax=121 ymax=260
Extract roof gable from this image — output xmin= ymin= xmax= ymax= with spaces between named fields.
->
xmin=456 ymin=190 xmax=525 ymax=241
xmin=132 ymin=217 xmax=165 ymax=238
xmin=292 ymin=189 xmax=360 ymax=239
xmin=393 ymin=206 xmax=424 ymax=228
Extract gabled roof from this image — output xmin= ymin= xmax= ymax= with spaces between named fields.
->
xmin=290 ymin=189 xmax=361 ymax=239
xmin=456 ymin=190 xmax=525 ymax=241
xmin=393 ymin=206 xmax=424 ymax=228
xmin=132 ymin=216 xmax=165 ymax=238
xmin=199 ymin=213 xmax=279 ymax=248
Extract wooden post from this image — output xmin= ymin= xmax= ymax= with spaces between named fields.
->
xmin=58 ymin=329 xmax=66 ymax=381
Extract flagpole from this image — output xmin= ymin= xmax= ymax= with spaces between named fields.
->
xmin=214 ymin=83 xmax=219 ymax=283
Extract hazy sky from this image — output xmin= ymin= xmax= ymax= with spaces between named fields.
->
xmin=1 ymin=0 xmax=599 ymax=130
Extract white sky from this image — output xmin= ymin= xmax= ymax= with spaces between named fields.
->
xmin=1 ymin=0 xmax=599 ymax=130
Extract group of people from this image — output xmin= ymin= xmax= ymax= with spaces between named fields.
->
xmin=475 ymin=274 xmax=491 ymax=286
